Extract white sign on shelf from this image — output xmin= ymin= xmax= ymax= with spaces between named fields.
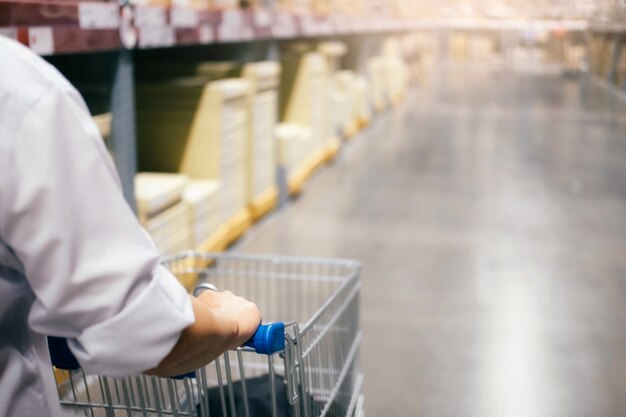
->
xmin=198 ymin=24 xmax=213 ymax=44
xmin=78 ymin=3 xmax=119 ymax=29
xmin=253 ymin=9 xmax=272 ymax=28
xmin=299 ymin=15 xmax=315 ymax=35
xmin=139 ymin=26 xmax=175 ymax=48
xmin=28 ymin=27 xmax=54 ymax=55
xmin=135 ymin=6 xmax=168 ymax=27
xmin=272 ymin=13 xmax=297 ymax=38
xmin=170 ymin=8 xmax=199 ymax=28
xmin=218 ymin=10 xmax=243 ymax=41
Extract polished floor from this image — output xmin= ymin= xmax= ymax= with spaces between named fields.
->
xmin=239 ymin=67 xmax=626 ymax=417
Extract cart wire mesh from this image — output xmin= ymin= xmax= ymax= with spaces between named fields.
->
xmin=54 ymin=252 xmax=362 ymax=417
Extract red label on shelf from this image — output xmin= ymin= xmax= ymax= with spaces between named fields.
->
xmin=78 ymin=3 xmax=119 ymax=29
xmin=28 ymin=27 xmax=54 ymax=55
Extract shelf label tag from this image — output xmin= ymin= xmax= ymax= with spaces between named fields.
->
xmin=139 ymin=26 xmax=175 ymax=48
xmin=28 ymin=27 xmax=54 ymax=55
xmin=198 ymin=24 xmax=213 ymax=44
xmin=272 ymin=13 xmax=296 ymax=38
xmin=170 ymin=8 xmax=198 ymax=28
xmin=78 ymin=3 xmax=119 ymax=29
xmin=253 ymin=9 xmax=272 ymax=28
xmin=218 ymin=10 xmax=243 ymax=41
xmin=135 ymin=6 xmax=168 ymax=27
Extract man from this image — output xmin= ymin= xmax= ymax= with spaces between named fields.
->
xmin=0 ymin=36 xmax=261 ymax=417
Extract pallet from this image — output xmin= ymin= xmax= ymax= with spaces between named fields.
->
xmin=357 ymin=115 xmax=371 ymax=130
xmin=287 ymin=147 xmax=329 ymax=196
xmin=343 ymin=119 xmax=360 ymax=141
xmin=325 ymin=137 xmax=341 ymax=162
xmin=197 ymin=208 xmax=253 ymax=252
xmin=250 ymin=186 xmax=279 ymax=222
xmin=221 ymin=208 xmax=253 ymax=247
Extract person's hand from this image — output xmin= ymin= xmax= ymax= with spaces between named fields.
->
xmin=196 ymin=290 xmax=261 ymax=349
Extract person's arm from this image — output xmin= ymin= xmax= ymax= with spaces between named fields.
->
xmin=147 ymin=291 xmax=260 ymax=377
xmin=0 ymin=79 xmax=258 ymax=376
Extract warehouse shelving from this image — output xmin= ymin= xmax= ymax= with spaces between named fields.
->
xmin=0 ymin=1 xmax=431 ymax=56
xmin=4 ymin=0 xmax=625 ymax=275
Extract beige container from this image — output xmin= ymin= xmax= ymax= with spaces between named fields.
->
xmin=334 ymin=70 xmax=356 ymax=132
xmin=386 ymin=58 xmax=408 ymax=104
xmin=368 ymin=56 xmax=388 ymax=110
xmin=143 ymin=201 xmax=191 ymax=248
xmin=242 ymin=61 xmax=281 ymax=203
xmin=318 ymin=41 xmax=347 ymax=73
xmin=183 ymin=180 xmax=222 ymax=247
xmin=353 ymin=75 xmax=371 ymax=123
xmin=275 ymin=123 xmax=313 ymax=172
xmin=178 ymin=78 xmax=251 ymax=222
xmin=281 ymin=51 xmax=331 ymax=154
xmin=134 ymin=173 xmax=189 ymax=222
xmin=155 ymin=225 xmax=193 ymax=256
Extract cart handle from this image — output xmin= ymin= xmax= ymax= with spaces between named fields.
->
xmin=48 ymin=285 xmax=285 ymax=372
xmin=194 ymin=283 xmax=285 ymax=355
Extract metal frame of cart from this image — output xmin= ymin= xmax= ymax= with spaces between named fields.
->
xmin=52 ymin=252 xmax=364 ymax=417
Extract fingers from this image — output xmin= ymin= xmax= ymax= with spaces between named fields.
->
xmin=195 ymin=289 xmax=262 ymax=346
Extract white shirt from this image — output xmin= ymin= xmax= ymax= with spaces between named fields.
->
xmin=0 ymin=37 xmax=195 ymax=417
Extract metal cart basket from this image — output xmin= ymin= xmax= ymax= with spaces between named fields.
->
xmin=52 ymin=252 xmax=363 ymax=417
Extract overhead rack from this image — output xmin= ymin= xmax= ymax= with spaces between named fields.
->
xmin=0 ymin=0 xmax=593 ymax=56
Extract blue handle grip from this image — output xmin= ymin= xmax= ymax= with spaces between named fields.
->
xmin=244 ymin=322 xmax=285 ymax=354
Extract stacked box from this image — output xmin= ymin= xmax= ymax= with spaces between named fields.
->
xmin=242 ymin=61 xmax=281 ymax=203
xmin=280 ymin=48 xmax=331 ymax=156
xmin=275 ymin=123 xmax=314 ymax=173
xmin=352 ymin=75 xmax=372 ymax=123
xmin=335 ymin=71 xmax=357 ymax=132
xmin=135 ymin=173 xmax=192 ymax=256
xmin=318 ymin=41 xmax=347 ymax=73
xmin=382 ymin=36 xmax=409 ymax=104
xmin=318 ymin=41 xmax=348 ymax=139
xmin=136 ymin=71 xmax=250 ymax=225
xmin=368 ymin=57 xmax=388 ymax=110
xmin=176 ymin=79 xmax=251 ymax=223
xmin=183 ymin=180 xmax=222 ymax=248
xmin=137 ymin=76 xmax=216 ymax=175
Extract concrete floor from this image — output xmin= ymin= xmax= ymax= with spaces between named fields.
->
xmin=239 ymin=67 xmax=626 ymax=417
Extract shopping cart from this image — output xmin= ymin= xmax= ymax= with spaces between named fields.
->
xmin=50 ymin=252 xmax=364 ymax=417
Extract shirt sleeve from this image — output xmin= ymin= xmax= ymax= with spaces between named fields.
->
xmin=0 ymin=83 xmax=195 ymax=376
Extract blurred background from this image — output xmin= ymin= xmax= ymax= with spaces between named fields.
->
xmin=4 ymin=0 xmax=626 ymax=416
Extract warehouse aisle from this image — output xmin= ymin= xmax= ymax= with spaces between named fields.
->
xmin=240 ymin=68 xmax=626 ymax=417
